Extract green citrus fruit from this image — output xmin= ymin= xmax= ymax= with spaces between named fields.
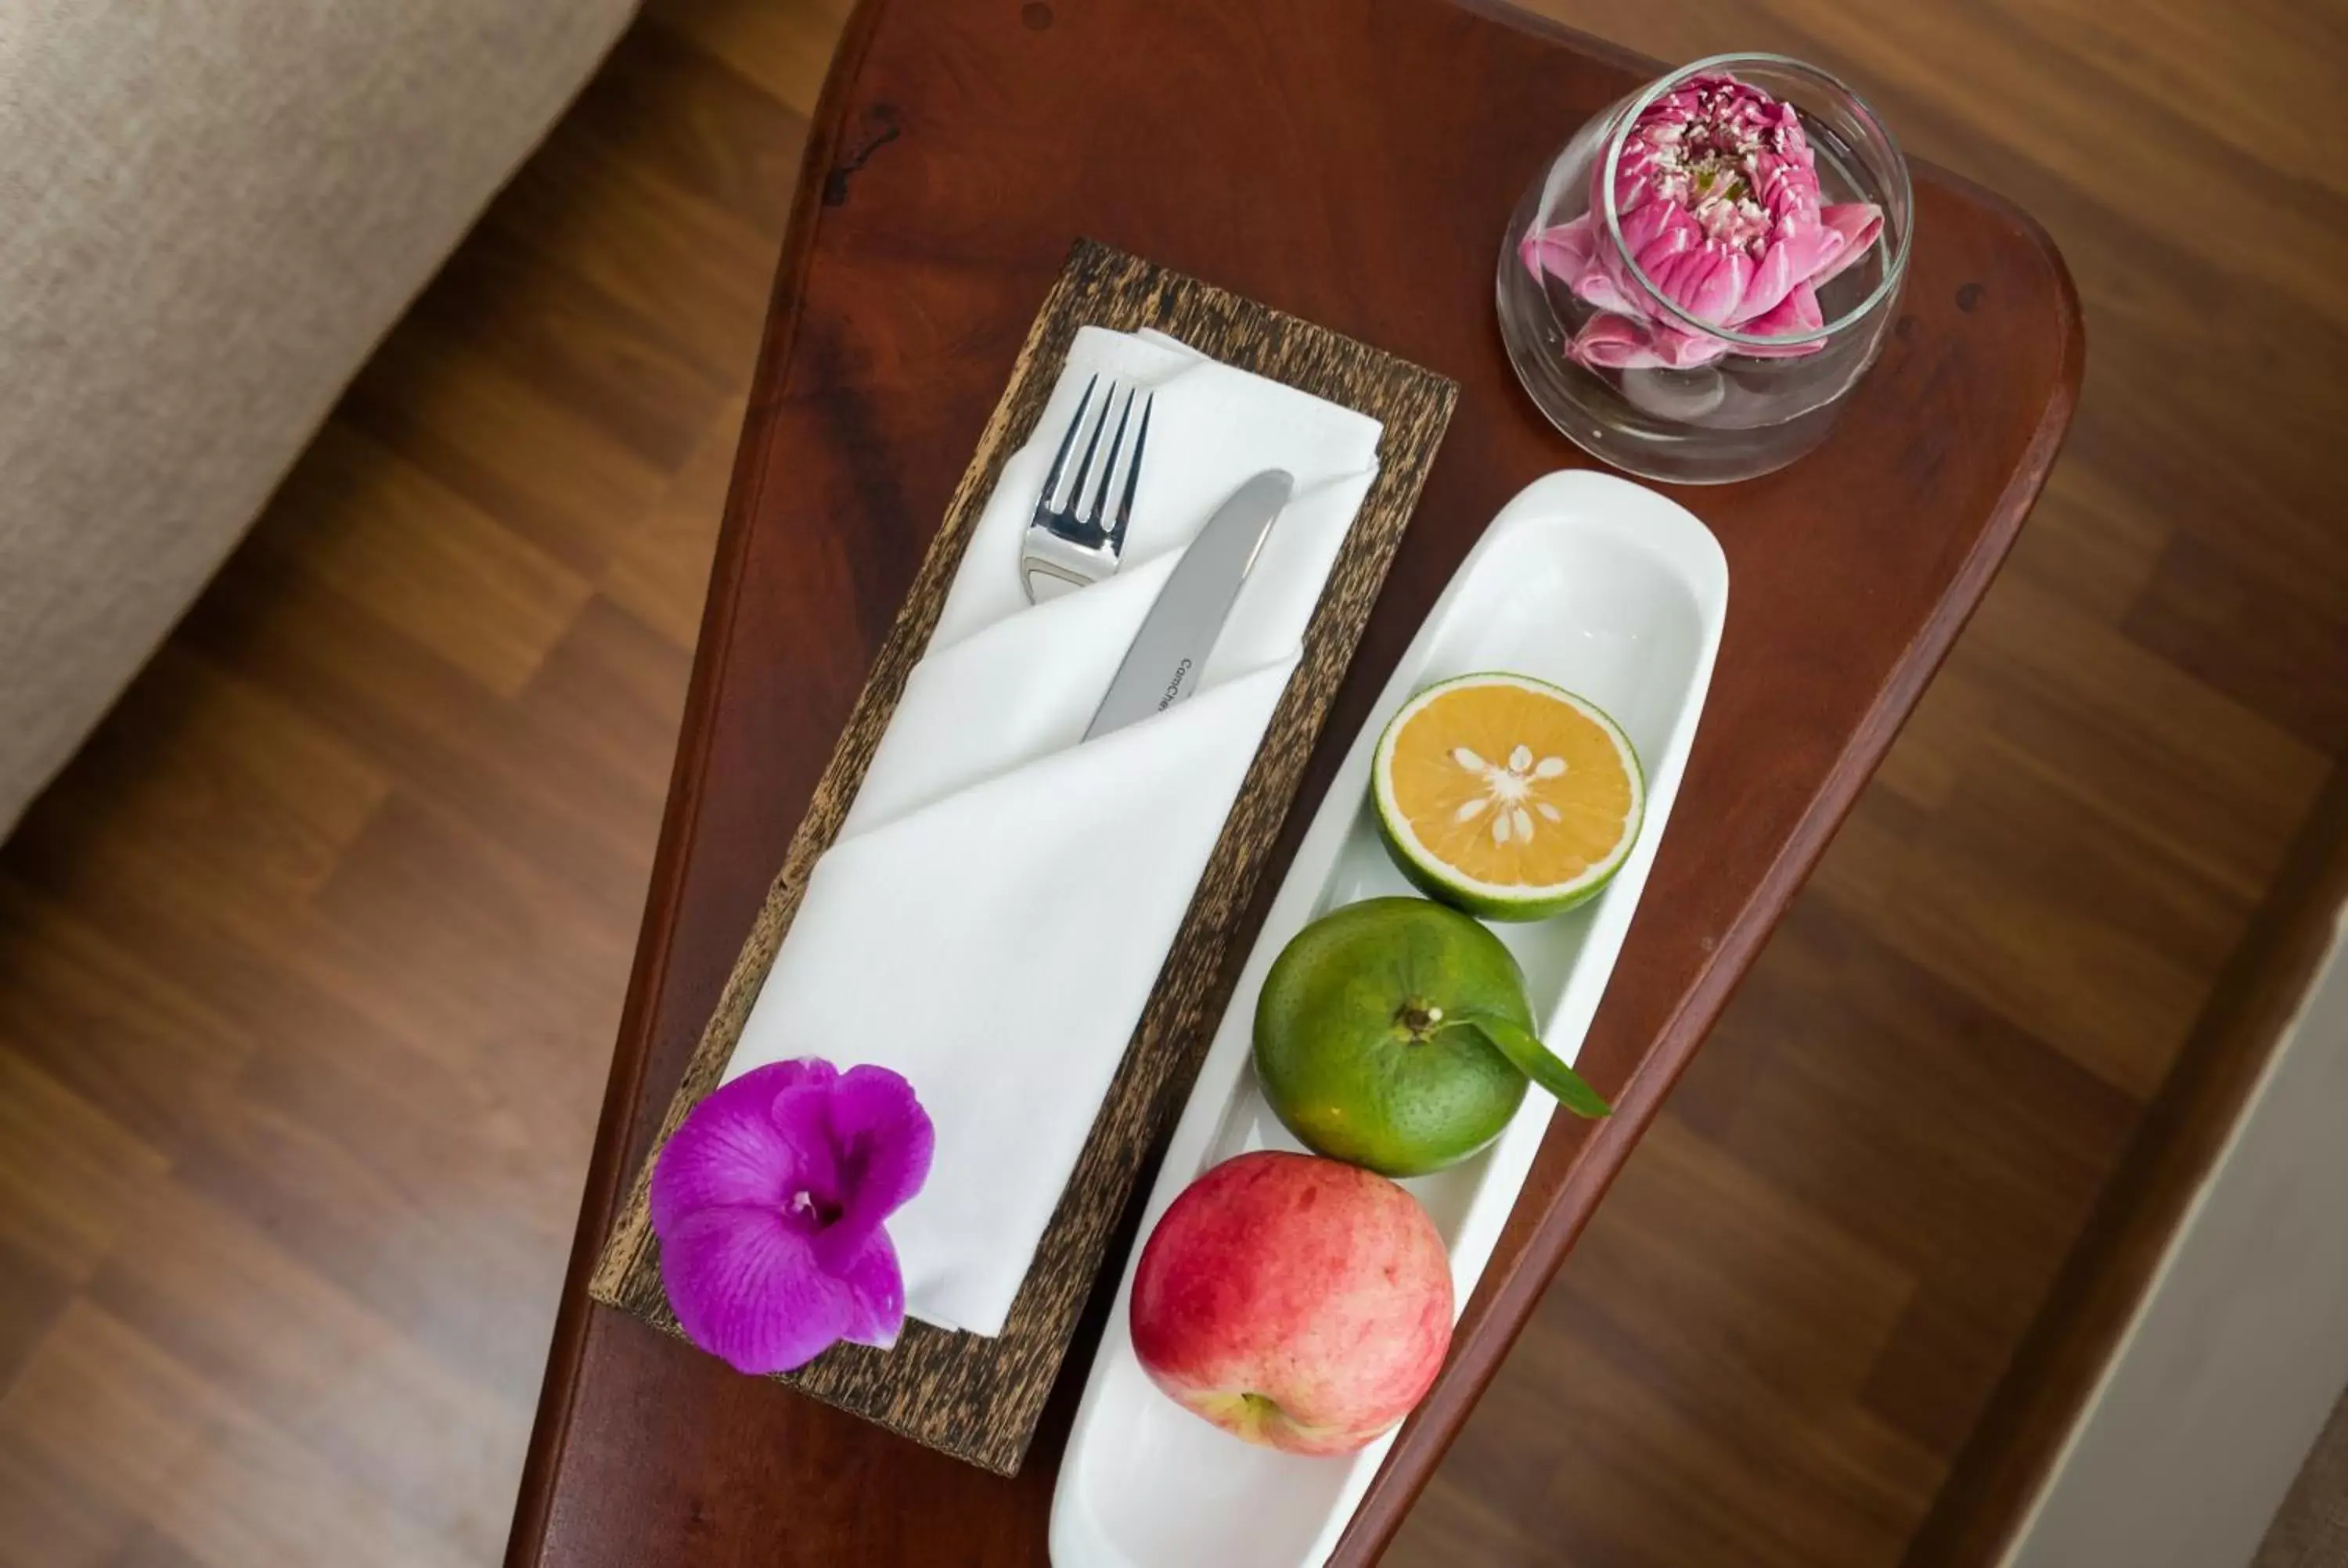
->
xmin=1372 ymin=672 xmax=1644 ymax=922
xmin=1254 ymin=898 xmax=1613 ymax=1177
xmin=1251 ymin=897 xmax=1528 ymax=1178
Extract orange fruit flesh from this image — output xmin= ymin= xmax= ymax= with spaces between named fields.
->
xmin=1385 ymin=682 xmax=1633 ymax=892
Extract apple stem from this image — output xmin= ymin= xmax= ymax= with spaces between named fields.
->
xmin=1239 ymin=1391 xmax=1284 ymax=1435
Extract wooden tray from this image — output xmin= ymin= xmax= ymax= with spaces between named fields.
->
xmin=588 ymin=239 xmax=1456 ymax=1476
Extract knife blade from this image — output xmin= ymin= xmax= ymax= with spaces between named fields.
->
xmin=1083 ymin=469 xmax=1295 ymax=740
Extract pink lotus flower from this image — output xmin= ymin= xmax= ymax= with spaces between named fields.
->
xmin=1520 ymin=72 xmax=1883 ymax=372
xmin=651 ymin=1058 xmax=935 ymax=1375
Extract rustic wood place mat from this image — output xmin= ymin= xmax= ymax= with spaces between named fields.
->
xmin=589 ymin=238 xmax=1457 ymax=1476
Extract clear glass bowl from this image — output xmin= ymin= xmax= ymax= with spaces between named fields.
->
xmin=1496 ymin=53 xmax=1913 ymax=484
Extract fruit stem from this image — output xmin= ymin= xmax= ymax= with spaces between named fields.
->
xmin=1394 ymin=999 xmax=1446 ymax=1041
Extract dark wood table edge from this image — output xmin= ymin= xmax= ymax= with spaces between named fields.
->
xmin=505 ymin=1 xmax=2087 ymax=1559
xmin=503 ymin=2 xmax=892 ymax=1559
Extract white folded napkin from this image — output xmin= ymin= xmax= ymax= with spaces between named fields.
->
xmin=722 ymin=325 xmax=1383 ymax=1336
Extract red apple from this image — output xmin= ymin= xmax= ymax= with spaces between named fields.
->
xmin=1129 ymin=1149 xmax=1453 ymax=1455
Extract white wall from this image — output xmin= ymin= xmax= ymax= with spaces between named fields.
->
xmin=2002 ymin=905 xmax=2348 ymax=1568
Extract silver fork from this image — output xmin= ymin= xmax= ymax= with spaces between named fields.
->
xmin=1021 ymin=375 xmax=1153 ymax=602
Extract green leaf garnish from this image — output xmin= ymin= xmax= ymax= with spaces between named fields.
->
xmin=1471 ymin=1015 xmax=1612 ymax=1119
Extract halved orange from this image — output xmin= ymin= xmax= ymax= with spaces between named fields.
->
xmin=1371 ymin=672 xmax=1644 ymax=921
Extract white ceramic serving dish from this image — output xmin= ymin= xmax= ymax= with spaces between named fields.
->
xmin=1048 ymin=470 xmax=1728 ymax=1568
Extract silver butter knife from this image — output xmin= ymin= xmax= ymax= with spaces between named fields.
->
xmin=1083 ymin=469 xmax=1295 ymax=739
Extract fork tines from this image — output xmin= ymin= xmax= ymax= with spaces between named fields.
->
xmin=1036 ymin=375 xmax=1152 ymax=553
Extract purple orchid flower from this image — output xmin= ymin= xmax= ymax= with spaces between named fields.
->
xmin=1521 ymin=72 xmax=1884 ymax=372
xmin=650 ymin=1058 xmax=935 ymax=1376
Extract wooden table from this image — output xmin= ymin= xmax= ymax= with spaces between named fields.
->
xmin=506 ymin=0 xmax=2081 ymax=1563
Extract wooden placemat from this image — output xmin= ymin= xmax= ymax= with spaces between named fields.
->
xmin=589 ymin=238 xmax=1456 ymax=1476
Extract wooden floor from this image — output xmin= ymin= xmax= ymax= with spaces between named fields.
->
xmin=0 ymin=1 xmax=2338 ymax=1565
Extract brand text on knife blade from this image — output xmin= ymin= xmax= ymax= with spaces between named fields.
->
xmin=1158 ymin=659 xmax=1194 ymax=713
